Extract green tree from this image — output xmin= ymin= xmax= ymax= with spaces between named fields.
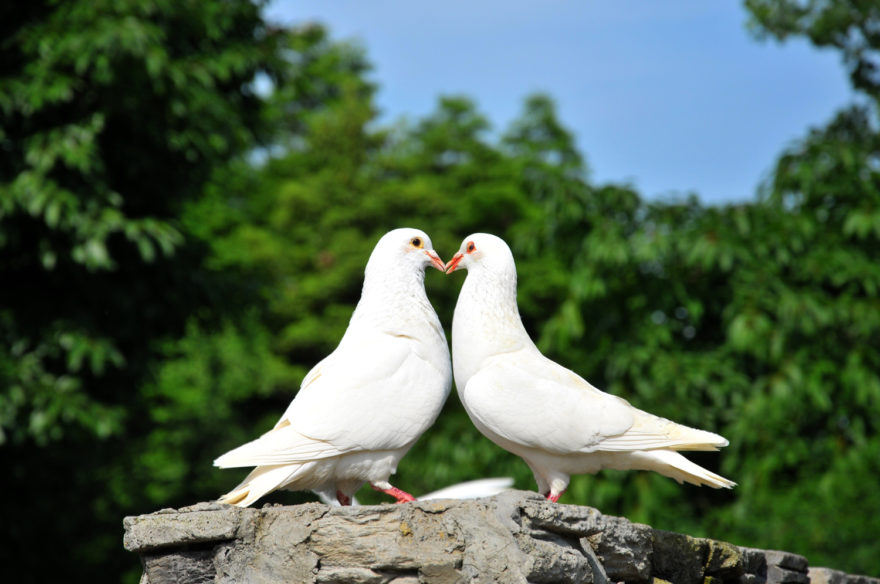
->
xmin=0 ymin=1 xmax=291 ymax=581
xmin=734 ymin=1 xmax=880 ymax=572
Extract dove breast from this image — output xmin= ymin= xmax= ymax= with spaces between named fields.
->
xmin=285 ymin=331 xmax=452 ymax=456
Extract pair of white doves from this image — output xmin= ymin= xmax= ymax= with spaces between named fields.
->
xmin=215 ymin=228 xmax=734 ymax=507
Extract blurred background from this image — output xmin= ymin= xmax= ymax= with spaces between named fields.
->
xmin=1 ymin=0 xmax=878 ymax=582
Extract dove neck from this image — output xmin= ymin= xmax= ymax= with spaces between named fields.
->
xmin=452 ymin=265 xmax=533 ymax=385
xmin=351 ymin=264 xmax=435 ymax=331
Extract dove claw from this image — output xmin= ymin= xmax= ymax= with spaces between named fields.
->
xmin=372 ymin=483 xmax=417 ymax=503
xmin=546 ymin=490 xmax=565 ymax=503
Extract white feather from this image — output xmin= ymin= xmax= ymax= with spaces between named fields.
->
xmin=314 ymin=477 xmax=515 ymax=506
xmin=419 ymin=477 xmax=514 ymax=500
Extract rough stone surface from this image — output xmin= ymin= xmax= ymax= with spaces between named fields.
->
xmin=123 ymin=501 xmax=251 ymax=552
xmin=123 ymin=491 xmax=880 ymax=584
xmin=807 ymin=568 xmax=880 ymax=584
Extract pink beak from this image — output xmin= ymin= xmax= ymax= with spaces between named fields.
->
xmin=444 ymin=252 xmax=464 ymax=274
xmin=424 ymin=250 xmax=446 ymax=272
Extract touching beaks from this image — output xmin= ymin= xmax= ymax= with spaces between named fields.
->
xmin=444 ymin=252 xmax=464 ymax=274
xmin=424 ymin=249 xmax=446 ymax=272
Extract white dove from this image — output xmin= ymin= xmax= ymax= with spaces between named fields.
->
xmin=445 ymin=233 xmax=735 ymax=502
xmin=215 ymin=228 xmax=451 ymax=507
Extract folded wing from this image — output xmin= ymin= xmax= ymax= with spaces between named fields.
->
xmin=463 ymin=350 xmax=726 ymax=455
xmin=215 ymin=332 xmax=445 ymax=468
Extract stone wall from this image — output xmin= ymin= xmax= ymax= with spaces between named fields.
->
xmin=123 ymin=491 xmax=877 ymax=584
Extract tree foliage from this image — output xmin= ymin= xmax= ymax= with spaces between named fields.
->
xmin=2 ymin=1 xmax=879 ymax=581
xmin=0 ymin=0 xmax=290 ymax=581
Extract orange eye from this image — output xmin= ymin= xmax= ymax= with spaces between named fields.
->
xmin=410 ymin=237 xmax=423 ymax=248
xmin=466 ymin=241 xmax=476 ymax=254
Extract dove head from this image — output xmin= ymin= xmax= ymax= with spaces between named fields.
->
xmin=365 ymin=228 xmax=445 ymax=278
xmin=445 ymin=233 xmax=516 ymax=279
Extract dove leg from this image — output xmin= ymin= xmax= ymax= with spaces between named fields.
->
xmin=525 ymin=462 xmax=549 ymax=494
xmin=336 ymin=490 xmax=352 ymax=506
xmin=526 ymin=459 xmax=569 ymax=502
xmin=371 ymin=482 xmax=416 ymax=503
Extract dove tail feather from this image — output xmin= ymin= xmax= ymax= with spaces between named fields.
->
xmin=214 ymin=439 xmax=275 ymax=468
xmin=627 ymin=450 xmax=736 ymax=489
xmin=218 ymin=464 xmax=304 ymax=507
xmin=597 ymin=413 xmax=730 ymax=453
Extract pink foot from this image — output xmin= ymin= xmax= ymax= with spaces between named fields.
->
xmin=336 ymin=490 xmax=352 ymax=506
xmin=371 ymin=484 xmax=416 ymax=503
xmin=546 ymin=490 xmax=565 ymax=503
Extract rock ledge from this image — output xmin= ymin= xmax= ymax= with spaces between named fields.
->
xmin=123 ymin=491 xmax=877 ymax=584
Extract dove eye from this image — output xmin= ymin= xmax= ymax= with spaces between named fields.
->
xmin=410 ymin=237 xmax=423 ymax=248
xmin=466 ymin=241 xmax=476 ymax=254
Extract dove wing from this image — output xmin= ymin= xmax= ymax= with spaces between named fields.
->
xmin=463 ymin=350 xmax=727 ymax=455
xmin=462 ymin=351 xmax=635 ymax=454
xmin=592 ymin=408 xmax=729 ymax=452
xmin=215 ymin=331 xmax=447 ymax=468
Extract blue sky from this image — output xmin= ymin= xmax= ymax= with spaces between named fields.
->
xmin=265 ymin=0 xmax=853 ymax=204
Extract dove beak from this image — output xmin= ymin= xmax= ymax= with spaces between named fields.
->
xmin=445 ymin=252 xmax=464 ymax=274
xmin=424 ymin=249 xmax=446 ymax=272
